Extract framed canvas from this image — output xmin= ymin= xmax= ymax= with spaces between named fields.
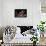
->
xmin=15 ymin=9 xmax=27 ymax=17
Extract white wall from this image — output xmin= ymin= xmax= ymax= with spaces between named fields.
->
xmin=2 ymin=0 xmax=41 ymax=27
xmin=0 ymin=0 xmax=2 ymax=26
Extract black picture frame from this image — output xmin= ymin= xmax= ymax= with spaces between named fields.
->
xmin=14 ymin=9 xmax=27 ymax=17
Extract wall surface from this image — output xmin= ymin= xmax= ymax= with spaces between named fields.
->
xmin=2 ymin=0 xmax=41 ymax=27
xmin=0 ymin=0 xmax=2 ymax=26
